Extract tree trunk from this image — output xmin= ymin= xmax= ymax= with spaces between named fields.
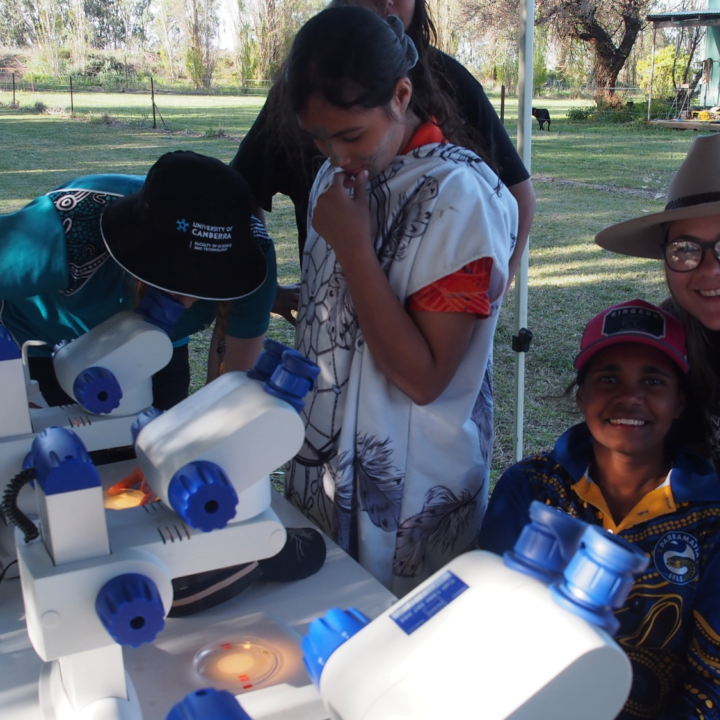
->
xmin=682 ymin=27 xmax=702 ymax=86
xmin=570 ymin=2 xmax=644 ymax=105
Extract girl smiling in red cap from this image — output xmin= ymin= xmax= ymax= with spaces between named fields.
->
xmin=596 ymin=134 xmax=720 ymax=477
xmin=481 ymin=299 xmax=720 ymax=720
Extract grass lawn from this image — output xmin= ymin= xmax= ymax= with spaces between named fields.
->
xmin=0 ymin=88 xmax=266 ymax=136
xmin=0 ymin=91 xmax=696 ymax=483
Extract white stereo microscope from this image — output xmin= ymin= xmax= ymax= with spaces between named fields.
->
xmin=168 ymin=503 xmax=649 ymax=720
xmin=0 ymin=288 xmax=185 ymax=575
xmin=2 ymin=304 xmax=319 ymax=720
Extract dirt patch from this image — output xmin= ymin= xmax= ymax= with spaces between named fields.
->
xmin=533 ymin=175 xmax=665 ymax=201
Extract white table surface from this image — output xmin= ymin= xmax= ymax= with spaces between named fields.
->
xmin=0 ymin=482 xmax=395 ymax=720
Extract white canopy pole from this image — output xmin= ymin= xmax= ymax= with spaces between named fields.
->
xmin=512 ymin=0 xmax=534 ymax=463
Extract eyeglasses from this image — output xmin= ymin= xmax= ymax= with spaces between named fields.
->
xmin=662 ymin=237 xmax=720 ymax=272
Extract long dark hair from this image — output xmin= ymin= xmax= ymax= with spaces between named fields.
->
xmin=662 ymin=295 xmax=720 ymax=405
xmin=407 ymin=0 xmax=438 ymax=54
xmin=348 ymin=0 xmax=491 ymax=167
xmin=287 ymin=8 xmax=416 ymax=114
xmin=659 ymin=218 xmax=720 ymax=408
xmin=286 ymin=6 xmax=488 ymax=161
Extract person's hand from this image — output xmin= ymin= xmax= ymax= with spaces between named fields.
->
xmin=272 ymin=284 xmax=300 ymax=326
xmin=106 ymin=466 xmax=157 ymax=506
xmin=312 ymin=170 xmax=372 ymax=262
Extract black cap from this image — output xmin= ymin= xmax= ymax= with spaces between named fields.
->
xmin=100 ymin=151 xmax=267 ymax=301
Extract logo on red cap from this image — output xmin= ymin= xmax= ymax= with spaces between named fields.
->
xmin=601 ymin=306 xmax=666 ymax=340
xmin=575 ymin=299 xmax=688 ymax=373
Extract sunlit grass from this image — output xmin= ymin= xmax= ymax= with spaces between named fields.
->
xmin=0 ymin=95 xmax=694 ymax=482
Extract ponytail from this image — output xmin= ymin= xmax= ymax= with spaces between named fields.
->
xmin=214 ymin=302 xmax=231 ymax=376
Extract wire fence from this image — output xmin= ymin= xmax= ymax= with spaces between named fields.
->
xmin=1 ymin=69 xmax=711 ymax=129
xmin=0 ymin=69 xmax=274 ymax=132
xmin=0 ymin=69 xmax=271 ymax=98
xmin=481 ymin=80 xmax=647 ymax=101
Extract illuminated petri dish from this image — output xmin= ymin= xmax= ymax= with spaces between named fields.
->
xmin=193 ymin=640 xmax=280 ymax=691
xmin=104 ymin=489 xmax=145 ymax=510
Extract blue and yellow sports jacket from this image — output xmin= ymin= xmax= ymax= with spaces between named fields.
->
xmin=480 ymin=423 xmax=720 ymax=720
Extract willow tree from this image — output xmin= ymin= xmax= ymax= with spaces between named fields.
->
xmin=185 ymin=0 xmax=218 ymax=88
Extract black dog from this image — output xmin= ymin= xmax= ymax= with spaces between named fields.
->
xmin=531 ymin=107 xmax=551 ymax=131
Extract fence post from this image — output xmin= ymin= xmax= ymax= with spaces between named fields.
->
xmin=501 ymin=84 xmax=506 ymax=124
xmin=151 ymin=76 xmax=157 ymax=129
xmin=647 ymin=26 xmax=657 ymax=122
xmin=70 ymin=76 xmax=74 ymax=116
xmin=12 ymin=72 xmax=15 ymax=106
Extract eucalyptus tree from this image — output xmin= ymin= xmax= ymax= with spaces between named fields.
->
xmin=461 ymin=0 xmax=653 ymax=102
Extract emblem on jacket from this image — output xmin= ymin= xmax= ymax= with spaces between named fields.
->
xmin=654 ymin=532 xmax=699 ymax=584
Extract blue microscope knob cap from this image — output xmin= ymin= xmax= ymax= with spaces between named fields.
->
xmin=73 ymin=366 xmax=123 ymax=414
xmin=168 ymin=461 xmax=238 ymax=531
xmin=131 ymin=407 xmax=165 ymax=443
xmin=302 ymin=607 xmax=370 ymax=687
xmin=166 ymin=689 xmax=251 ymax=720
xmin=96 ymin=573 xmax=165 ymax=648
xmin=31 ymin=426 xmax=99 ymax=495
xmin=0 ymin=326 xmax=21 ymax=360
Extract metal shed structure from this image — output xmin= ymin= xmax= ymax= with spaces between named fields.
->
xmin=646 ymin=3 xmax=720 ymax=125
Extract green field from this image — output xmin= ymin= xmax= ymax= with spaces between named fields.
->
xmin=0 ymin=90 xmax=697 ymax=481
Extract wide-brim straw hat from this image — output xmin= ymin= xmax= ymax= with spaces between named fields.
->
xmin=595 ymin=134 xmax=720 ymax=258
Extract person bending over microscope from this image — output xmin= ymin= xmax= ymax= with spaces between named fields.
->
xmin=1 ymin=150 xmax=327 ymax=614
xmin=0 ymin=150 xmax=275 ymax=411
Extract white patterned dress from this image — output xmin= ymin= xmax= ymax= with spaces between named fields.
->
xmin=286 ymin=143 xmax=518 ymax=595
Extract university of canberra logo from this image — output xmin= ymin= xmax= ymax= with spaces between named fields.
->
xmin=654 ymin=532 xmax=699 ymax=584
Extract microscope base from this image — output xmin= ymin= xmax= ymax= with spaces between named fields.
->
xmin=39 ymin=662 xmax=142 ymax=720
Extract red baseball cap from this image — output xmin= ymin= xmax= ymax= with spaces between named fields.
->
xmin=574 ymin=299 xmax=688 ymax=373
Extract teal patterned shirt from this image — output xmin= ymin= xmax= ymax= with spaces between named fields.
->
xmin=0 ymin=175 xmax=276 ymax=355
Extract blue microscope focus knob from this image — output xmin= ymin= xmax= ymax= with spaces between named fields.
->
xmin=0 ymin=326 xmax=21 ymax=360
xmin=131 ymin=407 xmax=165 ymax=443
xmin=96 ymin=573 xmax=165 ymax=648
xmin=247 ymin=338 xmax=288 ymax=382
xmin=167 ymin=689 xmax=252 ymax=720
xmin=264 ymin=349 xmax=320 ymax=413
xmin=551 ymin=526 xmax=650 ymax=634
xmin=73 ymin=366 xmax=123 ymax=414
xmin=168 ymin=461 xmax=238 ymax=531
xmin=302 ymin=607 xmax=370 ymax=687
